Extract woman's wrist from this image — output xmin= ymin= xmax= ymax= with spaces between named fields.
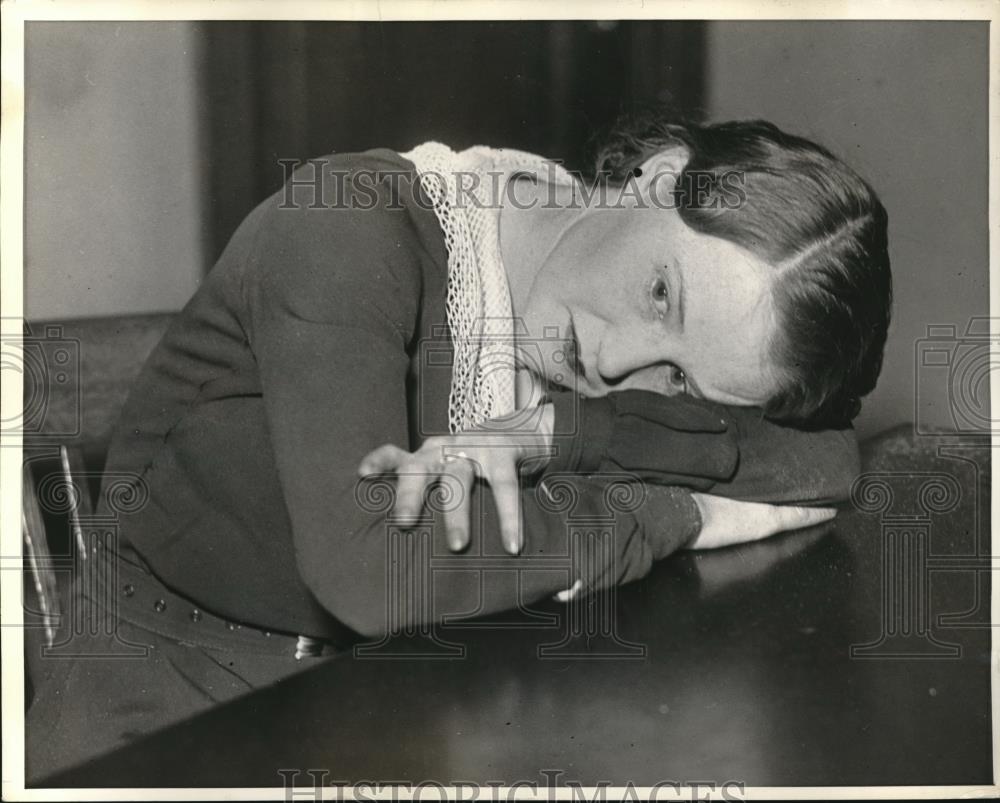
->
xmin=637 ymin=486 xmax=704 ymax=559
xmin=514 ymin=401 xmax=556 ymax=475
xmin=543 ymin=391 xmax=615 ymax=475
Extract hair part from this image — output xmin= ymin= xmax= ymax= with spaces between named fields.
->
xmin=593 ymin=110 xmax=893 ymax=428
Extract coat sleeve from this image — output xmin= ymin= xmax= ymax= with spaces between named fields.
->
xmin=708 ymin=405 xmax=860 ymax=504
xmin=546 ymin=389 xmax=860 ymax=505
xmin=243 ymin=191 xmax=701 ymax=638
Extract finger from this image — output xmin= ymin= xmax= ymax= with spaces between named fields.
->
xmin=358 ymin=444 xmax=409 ymax=476
xmin=555 ymin=579 xmax=584 ymax=603
xmin=487 ymin=461 xmax=522 ymax=555
xmin=393 ymin=466 xmax=436 ymax=525
xmin=441 ymin=458 xmax=476 ymax=552
xmin=772 ymin=505 xmax=837 ymax=535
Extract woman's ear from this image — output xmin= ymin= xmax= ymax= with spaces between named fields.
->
xmin=636 ymin=145 xmax=690 ymax=194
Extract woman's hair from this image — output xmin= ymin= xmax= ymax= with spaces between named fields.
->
xmin=592 ymin=111 xmax=893 ymax=428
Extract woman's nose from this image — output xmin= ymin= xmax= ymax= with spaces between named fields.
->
xmin=596 ymin=331 xmax=673 ymax=387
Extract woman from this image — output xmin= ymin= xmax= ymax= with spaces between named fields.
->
xmin=356 ymin=118 xmax=891 ymax=557
xmin=26 ymin=114 xmax=891 ymax=779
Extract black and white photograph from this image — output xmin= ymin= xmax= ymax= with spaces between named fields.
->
xmin=1 ymin=1 xmax=997 ymax=799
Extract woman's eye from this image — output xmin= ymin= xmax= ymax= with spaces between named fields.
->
xmin=668 ymin=364 xmax=688 ymax=392
xmin=652 ymin=279 xmax=670 ymax=318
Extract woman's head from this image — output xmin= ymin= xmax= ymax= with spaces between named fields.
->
xmin=514 ymin=113 xmax=891 ymax=428
xmin=592 ymin=114 xmax=893 ymax=427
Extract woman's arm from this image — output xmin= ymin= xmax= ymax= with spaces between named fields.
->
xmin=547 ymin=389 xmax=860 ymax=505
xmin=244 ymin=189 xmax=700 ymax=639
xmin=708 ymin=405 xmax=859 ymax=504
xmin=356 ymin=405 xmax=837 ymax=566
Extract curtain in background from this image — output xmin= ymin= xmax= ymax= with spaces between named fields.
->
xmin=195 ymin=21 xmax=707 ymax=263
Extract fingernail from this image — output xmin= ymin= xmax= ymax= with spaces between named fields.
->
xmin=449 ymin=532 xmax=466 ymax=552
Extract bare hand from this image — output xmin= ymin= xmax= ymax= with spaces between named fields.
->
xmin=686 ymin=493 xmax=837 ymax=550
xmin=357 ymin=405 xmax=555 ymax=555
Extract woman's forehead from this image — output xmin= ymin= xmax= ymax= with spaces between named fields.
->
xmin=677 ymin=221 xmax=775 ymax=276
xmin=679 ymin=249 xmax=779 ymax=405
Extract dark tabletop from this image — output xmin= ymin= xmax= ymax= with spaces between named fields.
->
xmin=41 ymin=427 xmax=993 ymax=788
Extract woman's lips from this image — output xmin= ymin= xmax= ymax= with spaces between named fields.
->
xmin=565 ymin=318 xmax=586 ymax=382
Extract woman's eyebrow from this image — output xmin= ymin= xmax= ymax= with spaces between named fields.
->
xmin=672 ymin=258 xmax=686 ymax=330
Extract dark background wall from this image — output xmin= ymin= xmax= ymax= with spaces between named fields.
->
xmin=704 ymin=21 xmax=990 ymax=438
xmin=26 ymin=20 xmax=705 ymax=313
xmin=197 ymin=21 xmax=706 ymax=262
